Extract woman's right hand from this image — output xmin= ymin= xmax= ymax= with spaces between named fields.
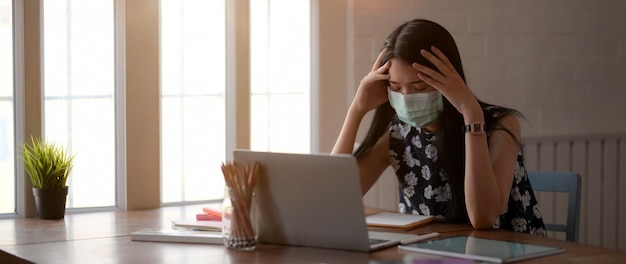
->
xmin=332 ymin=49 xmax=391 ymax=155
xmin=350 ymin=49 xmax=391 ymax=115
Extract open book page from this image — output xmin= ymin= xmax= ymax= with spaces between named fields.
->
xmin=171 ymin=220 xmax=222 ymax=232
xmin=366 ymin=212 xmax=436 ymax=230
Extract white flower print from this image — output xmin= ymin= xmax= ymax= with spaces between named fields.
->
xmin=425 ymin=144 xmax=437 ymax=162
xmin=390 ymin=123 xmax=410 ymax=139
xmin=399 ymin=123 xmax=411 ymax=138
xmin=533 ymin=204 xmax=542 ymax=219
xmin=434 ymin=183 xmax=452 ymax=202
xmin=424 ymin=185 xmax=434 ymax=199
xmin=421 ymin=165 xmax=431 ymax=180
xmin=411 ymin=135 xmax=422 ymax=148
xmin=390 ymin=129 xmax=401 ymax=139
xmin=411 ymin=209 xmax=419 ymax=215
xmin=492 ymin=217 xmax=501 ymax=228
xmin=389 ymin=150 xmax=400 ymax=170
xmin=403 ymin=146 xmax=420 ymax=167
xmin=531 ymin=227 xmax=547 ymax=237
xmin=511 ymin=186 xmax=521 ymax=201
xmin=403 ymin=195 xmax=412 ymax=208
xmin=391 ymin=123 xmax=411 ymax=139
xmin=521 ymin=190 xmax=531 ymax=210
xmin=399 ymin=203 xmax=406 ymax=213
xmin=404 ymin=171 xmax=418 ymax=186
xmin=511 ymin=218 xmax=528 ymax=232
xmin=403 ymin=186 xmax=415 ymax=198
xmin=514 ymin=162 xmax=524 ymax=184
xmin=440 ymin=170 xmax=449 ymax=181
xmin=500 ymin=205 xmax=508 ymax=215
xmin=419 ymin=203 xmax=431 ymax=216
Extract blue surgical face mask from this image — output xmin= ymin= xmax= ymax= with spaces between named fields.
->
xmin=387 ymin=87 xmax=443 ymax=127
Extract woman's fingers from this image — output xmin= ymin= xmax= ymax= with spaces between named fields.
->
xmin=416 ymin=72 xmax=440 ymax=89
xmin=412 ymin=61 xmax=442 ymax=82
xmin=416 ymin=47 xmax=458 ymax=77
xmin=375 ymin=60 xmax=391 ymax=75
xmin=429 ymin=46 xmax=456 ymax=73
xmin=412 ymin=46 xmax=465 ymax=87
xmin=371 ymin=48 xmax=389 ymax=71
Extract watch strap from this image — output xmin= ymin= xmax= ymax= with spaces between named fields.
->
xmin=464 ymin=122 xmax=486 ymax=135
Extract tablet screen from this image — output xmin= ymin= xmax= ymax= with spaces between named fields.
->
xmin=398 ymin=236 xmax=565 ymax=263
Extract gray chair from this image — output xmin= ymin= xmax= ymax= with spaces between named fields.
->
xmin=527 ymin=170 xmax=581 ymax=242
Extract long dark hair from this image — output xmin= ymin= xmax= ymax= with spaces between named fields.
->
xmin=354 ymin=19 xmax=522 ymax=222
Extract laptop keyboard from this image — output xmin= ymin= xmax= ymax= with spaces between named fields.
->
xmin=369 ymin=238 xmax=390 ymax=245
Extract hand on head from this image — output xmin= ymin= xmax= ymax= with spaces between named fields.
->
xmin=351 ymin=49 xmax=392 ymax=115
xmin=412 ymin=46 xmax=479 ymax=117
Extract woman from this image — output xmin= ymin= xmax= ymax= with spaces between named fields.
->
xmin=332 ymin=18 xmax=546 ymax=235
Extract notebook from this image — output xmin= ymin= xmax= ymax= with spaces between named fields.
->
xmin=233 ymin=150 xmax=420 ymax=252
xmin=130 ymin=229 xmax=223 ymax=244
xmin=366 ymin=212 xmax=435 ymax=230
xmin=170 ymin=219 xmax=221 ymax=231
xmin=398 ymin=236 xmax=565 ymax=263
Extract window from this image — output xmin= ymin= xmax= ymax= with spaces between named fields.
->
xmin=161 ymin=0 xmax=311 ymax=204
xmin=43 ymin=0 xmax=116 ymax=208
xmin=250 ymin=0 xmax=310 ymax=153
xmin=160 ymin=0 xmax=227 ymax=203
xmin=0 ymin=0 xmax=14 ymax=214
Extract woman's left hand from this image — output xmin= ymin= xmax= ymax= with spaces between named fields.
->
xmin=412 ymin=46 xmax=481 ymax=118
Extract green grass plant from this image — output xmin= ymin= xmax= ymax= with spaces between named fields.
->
xmin=20 ymin=136 xmax=75 ymax=189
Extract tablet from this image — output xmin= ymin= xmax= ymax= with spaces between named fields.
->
xmin=398 ymin=236 xmax=565 ymax=263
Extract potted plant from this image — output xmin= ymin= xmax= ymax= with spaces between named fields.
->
xmin=20 ymin=136 xmax=76 ymax=219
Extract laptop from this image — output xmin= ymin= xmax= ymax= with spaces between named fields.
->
xmin=233 ymin=150 xmax=418 ymax=252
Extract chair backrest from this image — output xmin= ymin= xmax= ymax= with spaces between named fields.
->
xmin=527 ymin=170 xmax=581 ymax=242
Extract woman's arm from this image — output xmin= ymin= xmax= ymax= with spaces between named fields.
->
xmin=413 ymin=46 xmax=518 ymax=229
xmin=331 ymin=106 xmax=367 ymax=155
xmin=463 ymin=111 xmax=519 ymax=229
xmin=356 ymin=131 xmax=391 ymax=195
xmin=332 ymin=49 xmax=392 ymax=195
xmin=332 ymin=104 xmax=392 ymax=196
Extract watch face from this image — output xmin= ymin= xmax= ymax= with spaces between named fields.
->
xmin=472 ymin=123 xmax=483 ymax=134
xmin=465 ymin=122 xmax=485 ymax=134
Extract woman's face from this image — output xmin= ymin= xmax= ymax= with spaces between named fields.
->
xmin=387 ymin=58 xmax=436 ymax=95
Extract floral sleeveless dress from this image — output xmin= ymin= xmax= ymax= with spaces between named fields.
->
xmin=388 ymin=115 xmax=547 ymax=236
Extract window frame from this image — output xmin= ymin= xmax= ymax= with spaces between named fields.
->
xmin=10 ymin=0 xmax=330 ymax=216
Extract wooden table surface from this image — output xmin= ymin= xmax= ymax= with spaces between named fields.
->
xmin=1 ymin=204 xmax=624 ymax=263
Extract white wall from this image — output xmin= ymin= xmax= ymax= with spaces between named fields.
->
xmin=345 ymin=0 xmax=626 ymax=139
xmin=332 ymin=1 xmax=626 ymax=248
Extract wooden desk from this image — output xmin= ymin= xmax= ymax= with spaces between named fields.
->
xmin=1 ymin=204 xmax=624 ymax=263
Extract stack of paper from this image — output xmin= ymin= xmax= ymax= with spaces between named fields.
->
xmin=130 ymin=210 xmax=224 ymax=244
xmin=171 ymin=219 xmax=222 ymax=232
xmin=130 ymin=228 xmax=223 ymax=244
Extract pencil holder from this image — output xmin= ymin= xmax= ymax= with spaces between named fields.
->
xmin=222 ymin=187 xmax=258 ymax=250
xmin=221 ymin=162 xmax=260 ymax=251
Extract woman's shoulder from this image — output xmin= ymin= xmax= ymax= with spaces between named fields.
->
xmin=481 ymin=103 xmax=522 ymax=124
xmin=482 ymin=104 xmax=515 ymax=118
xmin=481 ymin=103 xmax=522 ymax=140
